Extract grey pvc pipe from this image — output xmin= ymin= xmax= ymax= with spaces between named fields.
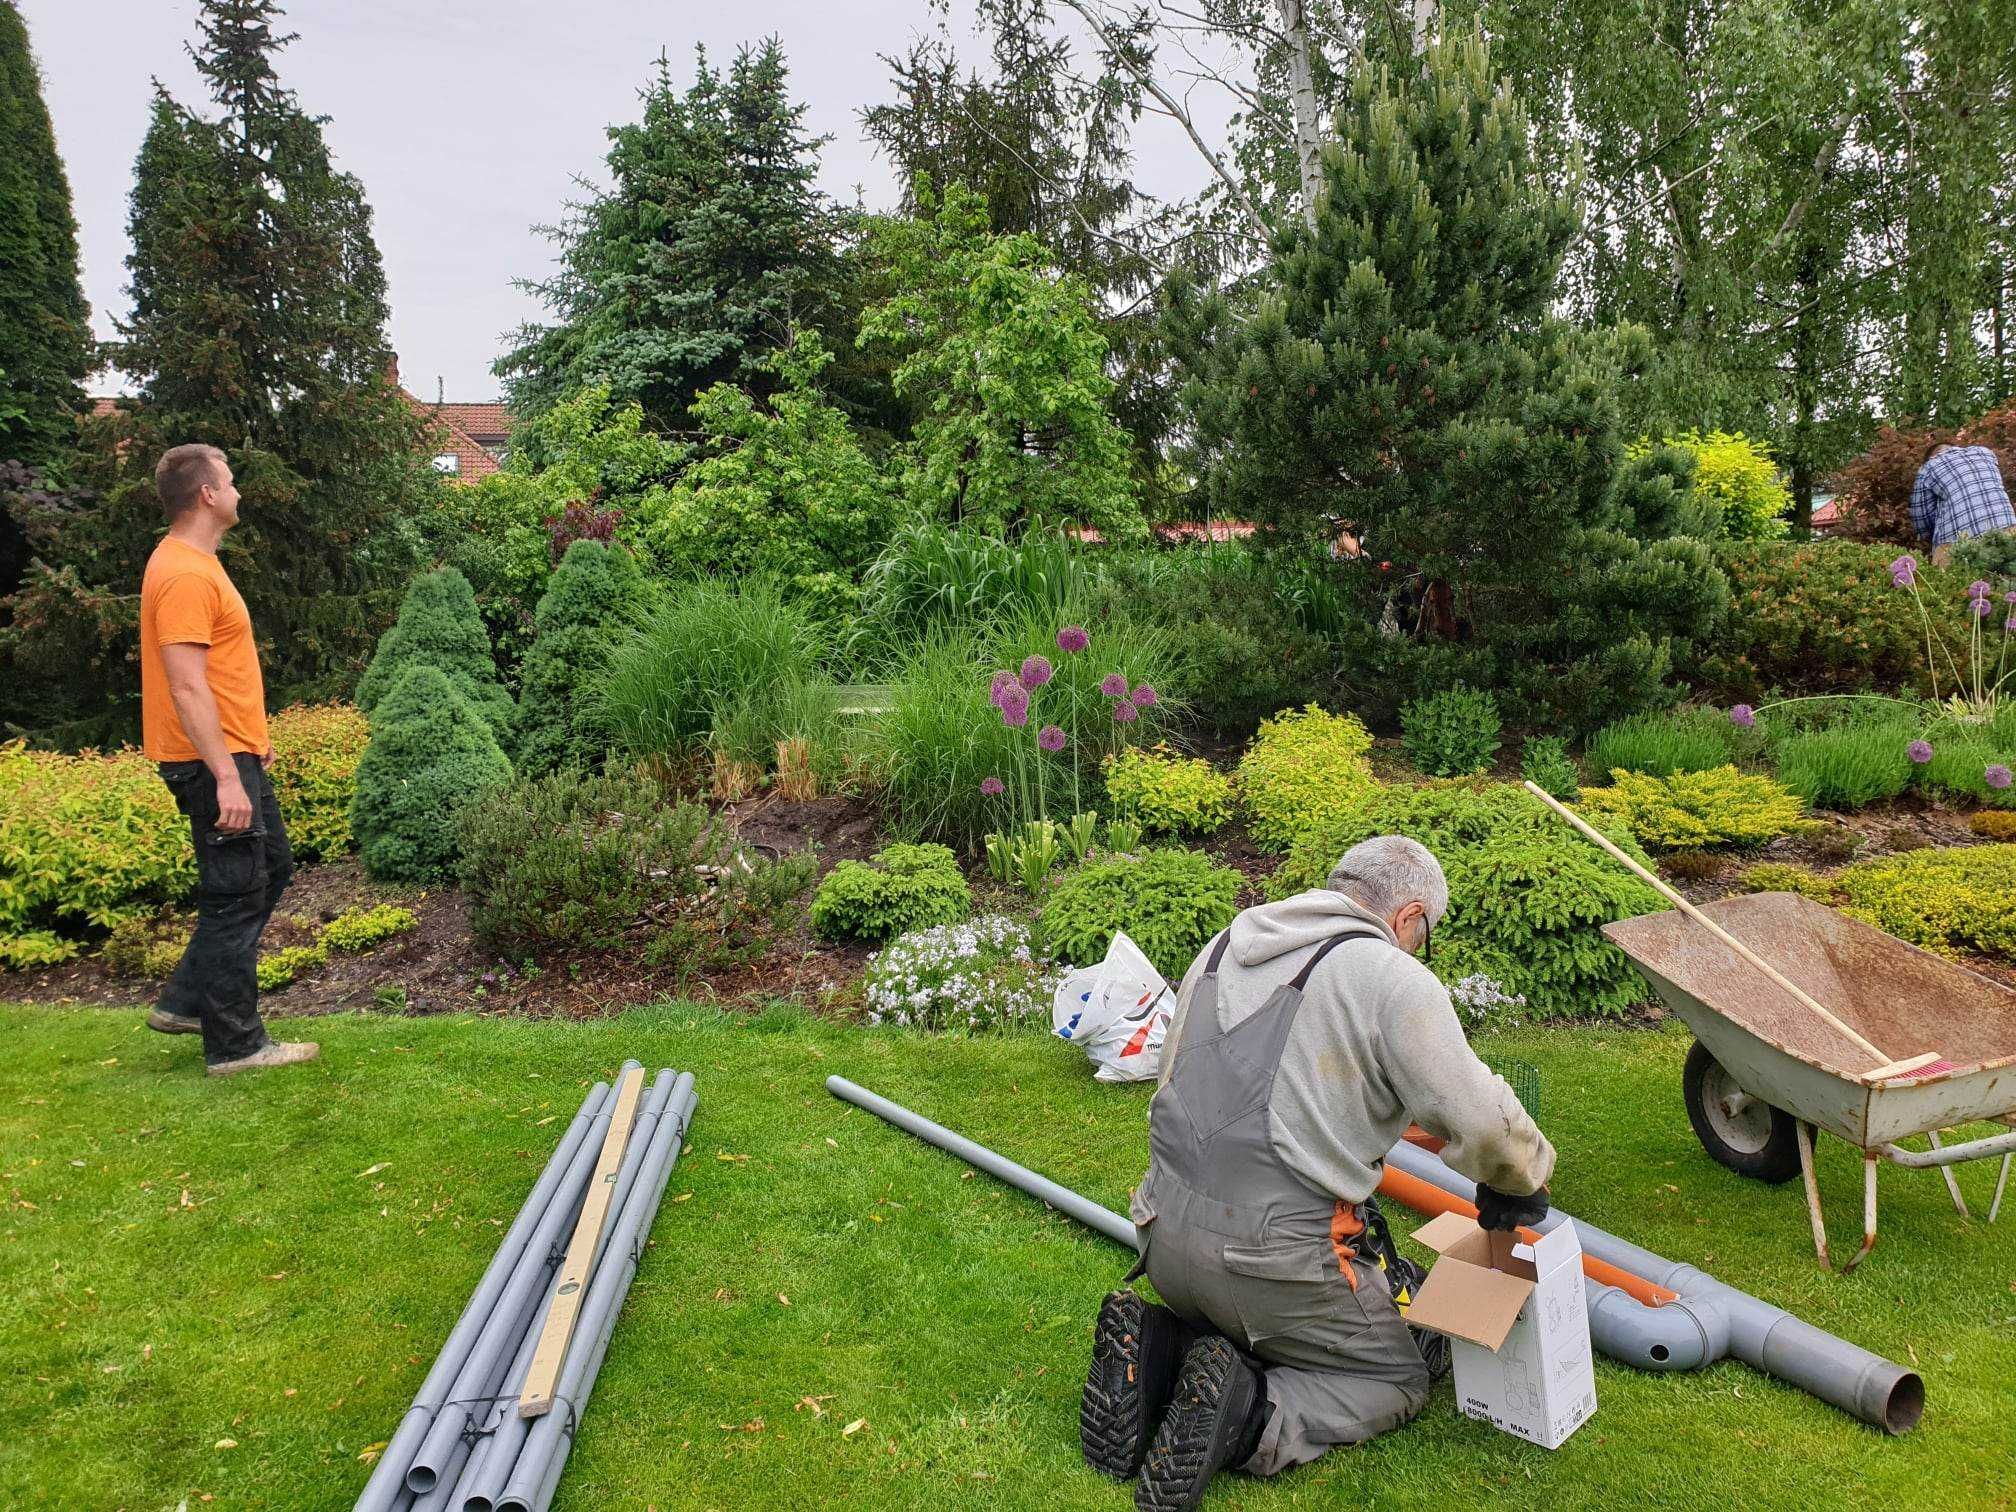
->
xmin=454 ymin=1072 xmax=680 ymax=1512
xmin=496 ymin=1071 xmax=697 ymax=1512
xmin=406 ymin=1066 xmax=637 ymax=1494
xmin=356 ymin=1081 xmax=610 ymax=1512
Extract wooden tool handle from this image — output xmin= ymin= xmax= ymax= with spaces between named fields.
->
xmin=1520 ymin=781 xmax=1894 ymax=1072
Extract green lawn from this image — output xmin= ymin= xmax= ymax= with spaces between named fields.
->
xmin=2 ymin=1002 xmax=2011 ymax=1510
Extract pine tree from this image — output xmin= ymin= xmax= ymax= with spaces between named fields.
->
xmin=0 ymin=1 xmax=93 ymax=471
xmin=511 ymin=539 xmax=652 ymax=777
xmin=497 ymin=40 xmax=839 ymax=444
xmin=356 ymin=567 xmax=513 ymax=737
xmin=350 ymin=662 xmax=513 ymax=884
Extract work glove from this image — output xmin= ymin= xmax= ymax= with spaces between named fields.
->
xmin=1475 ymin=1182 xmax=1549 ymax=1233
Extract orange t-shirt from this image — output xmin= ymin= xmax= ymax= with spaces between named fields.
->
xmin=139 ymin=536 xmax=269 ymax=762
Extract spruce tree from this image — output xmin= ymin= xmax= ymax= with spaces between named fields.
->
xmin=511 ymin=539 xmax=652 ymax=777
xmin=0 ymin=1 xmax=93 ymax=471
xmin=498 ymin=40 xmax=839 ymax=444
xmin=350 ymin=662 xmax=513 ymax=884
xmin=356 ymin=567 xmax=513 ymax=737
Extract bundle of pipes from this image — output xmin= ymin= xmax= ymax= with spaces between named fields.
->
xmin=826 ymin=1075 xmax=1923 ymax=1436
xmin=356 ymin=1063 xmax=698 ymax=1512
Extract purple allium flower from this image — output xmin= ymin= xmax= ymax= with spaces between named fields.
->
xmin=1988 ymin=764 xmax=2014 ymax=791
xmin=1968 ymin=580 xmax=1992 ymax=600
xmin=1908 ymin=739 xmax=1934 ymax=765
xmin=2006 ymin=616 xmax=2016 ymax=632
xmin=1974 ymin=596 xmax=1993 ymax=618
xmin=980 ymin=776 xmax=1005 ymax=797
xmin=1131 ymin=683 xmax=1159 ymax=708
xmin=1099 ymin=672 xmax=1129 ymax=698
xmin=1729 ymin=704 xmax=1756 ymax=729
xmin=1037 ymin=724 xmax=1067 ymax=752
xmin=1019 ymin=654 xmax=1054 ymax=690
xmin=2005 ymin=591 xmax=2016 ymax=605
xmin=1056 ymin=625 xmax=1090 ymax=654
xmin=1112 ymin=700 xmax=1140 ymax=724
xmin=1889 ymin=555 xmax=1917 ymax=588
xmin=989 ymin=669 xmax=1016 ymax=706
xmin=999 ymin=687 xmax=1031 ymax=728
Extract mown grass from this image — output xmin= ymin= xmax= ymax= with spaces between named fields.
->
xmin=2 ymin=1003 xmax=2012 ymax=1509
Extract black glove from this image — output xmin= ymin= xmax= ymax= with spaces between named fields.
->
xmin=1475 ymin=1182 xmax=1549 ymax=1232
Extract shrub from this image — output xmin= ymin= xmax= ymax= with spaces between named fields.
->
xmin=266 ymin=703 xmax=371 ymax=860
xmin=1773 ymin=723 xmax=1914 ymax=811
xmin=512 ymin=539 xmax=655 ymax=777
xmin=1236 ymin=705 xmax=1378 ymax=852
xmin=1642 ymin=430 xmax=1790 ymax=539
xmin=355 ymin=568 xmax=514 ymax=737
xmin=1971 ymin=810 xmax=2016 ymax=840
xmin=319 ymin=904 xmax=417 ymax=953
xmin=101 ymin=914 xmax=190 ymax=978
xmin=1833 ymin=401 xmax=2015 ymax=543
xmin=811 ymin=843 xmax=971 ymax=943
xmin=0 ymin=742 xmax=193 ymax=962
xmin=1834 ymin=845 xmax=2016 ymax=958
xmin=1041 ymin=847 xmax=1242 ymax=982
xmin=257 ymin=941 xmax=328 ymax=992
xmin=1102 ymin=744 xmax=1234 ymax=835
xmin=1584 ymin=709 xmax=1738 ymax=779
xmin=1519 ymin=736 xmax=1580 ymax=801
xmin=1740 ymin=862 xmax=1840 ymax=902
xmin=1577 ymin=767 xmax=1807 ymax=850
xmin=861 ymin=915 xmax=1064 ymax=1032
xmin=1269 ymin=783 xmax=1663 ymax=1018
xmin=351 ymin=665 xmax=514 ymax=884
xmin=1948 ymin=526 xmax=2016 ymax=583
xmin=1401 ymin=687 xmax=1503 ymax=778
xmin=1912 ymin=730 xmax=2016 ymax=810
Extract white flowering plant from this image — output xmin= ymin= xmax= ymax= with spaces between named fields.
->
xmin=862 ymin=915 xmax=1067 ymax=1033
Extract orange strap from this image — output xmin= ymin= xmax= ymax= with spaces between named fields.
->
xmin=1376 ymin=1165 xmax=1679 ymax=1308
xmin=1329 ymin=1200 xmax=1363 ymax=1290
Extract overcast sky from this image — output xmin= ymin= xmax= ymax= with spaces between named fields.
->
xmin=20 ymin=0 xmax=1229 ymax=401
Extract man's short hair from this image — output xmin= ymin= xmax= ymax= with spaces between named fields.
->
xmin=1328 ymin=836 xmax=1449 ymax=926
xmin=155 ymin=444 xmax=228 ymax=520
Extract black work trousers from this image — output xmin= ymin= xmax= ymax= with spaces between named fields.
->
xmin=155 ymin=752 xmax=294 ymax=1065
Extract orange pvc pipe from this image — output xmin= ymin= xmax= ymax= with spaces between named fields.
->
xmin=1377 ymin=1165 xmax=1680 ymax=1308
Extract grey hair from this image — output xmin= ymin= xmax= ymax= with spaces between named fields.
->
xmin=1327 ymin=836 xmax=1448 ymax=925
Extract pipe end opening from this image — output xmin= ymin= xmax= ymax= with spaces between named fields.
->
xmin=1648 ymin=1343 xmax=1670 ymax=1363
xmin=407 ymin=1469 xmax=438 ymax=1494
xmin=1883 ymin=1372 xmax=1925 ymax=1435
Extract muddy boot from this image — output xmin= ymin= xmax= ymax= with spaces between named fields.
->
xmin=1134 ymin=1335 xmax=1266 ymax=1512
xmin=1081 ymin=1289 xmax=1192 ymax=1479
xmin=206 ymin=1041 xmax=320 ymax=1077
xmin=146 ymin=1010 xmax=202 ymax=1035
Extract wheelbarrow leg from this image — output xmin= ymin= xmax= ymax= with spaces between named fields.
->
xmin=1796 ymin=1121 xmax=1832 ymax=1272
xmin=1928 ymin=1129 xmax=1971 ymax=1218
xmin=1990 ymin=1153 xmax=2011 ymax=1224
xmin=1842 ymin=1153 xmax=1879 ymax=1273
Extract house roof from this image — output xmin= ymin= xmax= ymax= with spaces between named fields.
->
xmin=1069 ymin=520 xmax=1259 ymax=545
xmin=406 ymin=394 xmax=501 ymax=482
xmin=436 ymin=402 xmax=511 ymax=442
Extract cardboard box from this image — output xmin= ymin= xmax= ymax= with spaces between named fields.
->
xmin=1404 ymin=1212 xmax=1598 ymax=1450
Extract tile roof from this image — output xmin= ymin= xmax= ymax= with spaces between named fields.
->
xmin=402 ymin=390 xmax=506 ymax=483
xmin=436 ymin=402 xmax=511 ymax=442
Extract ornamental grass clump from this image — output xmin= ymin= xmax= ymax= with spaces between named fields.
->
xmin=1236 ymin=705 xmax=1378 ymax=852
xmin=1576 ymin=767 xmax=1807 ymax=850
xmin=811 ymin=843 xmax=971 ymax=943
xmin=1102 ymin=744 xmax=1234 ymax=835
xmin=862 ymin=915 xmax=1065 ymax=1032
xmin=1834 ymin=845 xmax=2016 ymax=959
xmin=1584 ymin=708 xmax=1738 ymax=778
xmin=1040 ymin=847 xmax=1241 ymax=982
xmin=1400 ymin=686 xmax=1503 ymax=777
xmin=1772 ymin=722 xmax=1915 ymax=811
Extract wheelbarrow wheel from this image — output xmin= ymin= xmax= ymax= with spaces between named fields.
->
xmin=1683 ymin=1041 xmax=1801 ymax=1184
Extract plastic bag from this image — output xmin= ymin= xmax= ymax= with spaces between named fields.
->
xmin=1052 ymin=930 xmax=1174 ymax=1083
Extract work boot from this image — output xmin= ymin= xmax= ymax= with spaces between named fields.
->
xmin=1081 ymin=1289 xmax=1192 ymax=1479
xmin=146 ymin=1009 xmax=202 ymax=1036
xmin=206 ymin=1041 xmax=320 ymax=1077
xmin=1134 ymin=1336 xmax=1267 ymax=1512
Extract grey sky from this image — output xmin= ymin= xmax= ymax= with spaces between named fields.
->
xmin=21 ymin=1 xmax=1228 ymax=402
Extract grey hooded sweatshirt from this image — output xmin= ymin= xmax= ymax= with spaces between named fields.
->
xmin=1158 ymin=889 xmax=1554 ymax=1203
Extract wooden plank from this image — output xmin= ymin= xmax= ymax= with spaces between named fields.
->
xmin=517 ymin=1065 xmax=645 ymax=1418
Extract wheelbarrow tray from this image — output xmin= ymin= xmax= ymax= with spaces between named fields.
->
xmin=1603 ymin=892 xmax=2016 ymax=1148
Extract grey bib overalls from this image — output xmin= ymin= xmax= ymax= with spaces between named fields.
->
xmin=1129 ymin=931 xmax=1431 ymax=1475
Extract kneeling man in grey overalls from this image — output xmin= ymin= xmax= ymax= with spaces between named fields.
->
xmin=1081 ymin=836 xmax=1556 ymax=1510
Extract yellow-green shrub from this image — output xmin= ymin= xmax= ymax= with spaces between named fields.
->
xmin=1102 ymin=743 xmax=1234 ymax=836
xmin=319 ymin=903 xmax=417 ymax=953
xmin=268 ymin=703 xmax=371 ymax=859
xmin=0 ymin=741 xmax=194 ymax=962
xmin=1739 ymin=862 xmax=1840 ymax=902
xmin=1835 ymin=845 xmax=2016 ymax=958
xmin=257 ymin=941 xmax=329 ymax=992
xmin=1577 ymin=766 xmax=1806 ymax=850
xmin=1971 ymin=810 xmax=2016 ymax=841
xmin=1236 ymin=705 xmax=1378 ymax=852
xmin=101 ymin=915 xmax=192 ymax=978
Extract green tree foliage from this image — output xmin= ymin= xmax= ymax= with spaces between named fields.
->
xmin=1167 ymin=37 xmax=1726 ymax=730
xmin=860 ymin=182 xmax=1145 ymax=542
xmin=349 ymin=662 xmax=512 ymax=884
xmin=1637 ymin=431 xmax=1791 ymax=540
xmin=512 ymin=539 xmax=654 ymax=777
xmin=497 ymin=40 xmax=839 ymax=441
xmin=356 ymin=568 xmax=513 ymax=736
xmin=0 ymin=0 xmax=93 ymax=471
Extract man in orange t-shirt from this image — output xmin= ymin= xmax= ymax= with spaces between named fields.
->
xmin=140 ymin=443 xmax=318 ymax=1077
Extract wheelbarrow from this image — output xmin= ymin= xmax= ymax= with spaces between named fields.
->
xmin=1604 ymin=891 xmax=2016 ymax=1271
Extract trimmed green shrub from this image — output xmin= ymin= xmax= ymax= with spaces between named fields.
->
xmin=1041 ymin=847 xmax=1242 ymax=982
xmin=1270 ymin=784 xmax=1662 ymax=1018
xmin=319 ymin=904 xmax=416 ymax=953
xmin=351 ymin=664 xmax=514 ymax=884
xmin=1519 ymin=736 xmax=1580 ymax=801
xmin=1740 ymin=862 xmax=1840 ymax=902
xmin=356 ymin=568 xmax=514 ymax=736
xmin=101 ymin=915 xmax=191 ymax=978
xmin=811 ymin=843 xmax=971 ymax=943
xmin=257 ymin=942 xmax=327 ymax=992
xmin=861 ymin=915 xmax=1063 ymax=1032
xmin=1836 ymin=845 xmax=2016 ymax=958
xmin=1773 ymin=724 xmax=1914 ymax=810
xmin=512 ymin=539 xmax=654 ymax=776
xmin=1584 ymin=708 xmax=1740 ymax=779
xmin=1577 ymin=767 xmax=1807 ymax=850
xmin=1102 ymin=743 xmax=1234 ymax=835
xmin=1237 ymin=705 xmax=1378 ymax=852
xmin=1401 ymin=687 xmax=1503 ymax=778
xmin=267 ymin=702 xmax=372 ymax=860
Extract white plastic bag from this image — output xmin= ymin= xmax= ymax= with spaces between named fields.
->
xmin=1052 ymin=930 xmax=1174 ymax=1083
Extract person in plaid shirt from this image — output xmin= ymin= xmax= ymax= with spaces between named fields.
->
xmin=1910 ymin=443 xmax=2015 ymax=566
